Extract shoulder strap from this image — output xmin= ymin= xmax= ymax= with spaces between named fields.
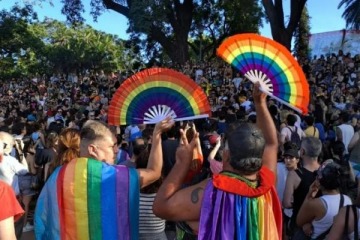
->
xmin=345 ymin=205 xmax=350 ymax=236
xmin=315 ymin=194 xmax=345 ymax=240
xmin=295 ymin=168 xmax=303 ymax=178
xmin=287 ymin=126 xmax=294 ymax=133
xmin=353 ymin=205 xmax=359 ymax=240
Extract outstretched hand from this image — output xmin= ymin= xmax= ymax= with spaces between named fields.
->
xmin=176 ymin=127 xmax=199 ymax=164
xmin=154 ymin=116 xmax=175 ymax=135
xmin=252 ymin=82 xmax=267 ymax=105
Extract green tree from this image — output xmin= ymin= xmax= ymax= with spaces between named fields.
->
xmin=32 ymin=19 xmax=138 ymax=74
xmin=58 ymin=0 xmax=263 ymax=64
xmin=338 ymin=0 xmax=360 ymax=29
xmin=191 ymin=0 xmax=263 ymax=61
xmin=262 ymin=0 xmax=307 ymax=50
xmin=0 ymin=4 xmax=44 ymax=79
xmin=293 ymin=5 xmax=311 ymax=64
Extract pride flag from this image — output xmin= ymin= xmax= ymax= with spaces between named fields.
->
xmin=199 ymin=167 xmax=282 ymax=240
xmin=34 ymin=157 xmax=139 ymax=240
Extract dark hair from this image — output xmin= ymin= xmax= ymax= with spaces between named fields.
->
xmin=339 ymin=111 xmax=350 ymax=122
xmin=226 ymin=122 xmax=265 ymax=175
xmin=318 ymin=162 xmax=341 ymax=190
xmin=11 ymin=122 xmax=26 ymax=135
xmin=132 ymin=138 xmax=148 ymax=156
xmin=330 ymin=140 xmax=345 ymax=161
xmin=286 ymin=114 xmax=297 ymax=126
xmin=135 ymin=142 xmax=162 ymax=194
xmin=304 ymin=115 xmax=315 ymax=126
xmin=165 ymin=125 xmax=177 ymax=139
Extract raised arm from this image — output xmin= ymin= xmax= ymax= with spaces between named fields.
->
xmin=153 ymin=129 xmax=208 ymax=222
xmin=137 ymin=117 xmax=174 ymax=188
xmin=207 ymin=137 xmax=221 ymax=161
xmin=253 ymin=82 xmax=278 ymax=174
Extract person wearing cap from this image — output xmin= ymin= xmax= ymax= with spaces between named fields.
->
xmin=153 ymin=82 xmax=282 ymax=239
xmin=295 ymin=160 xmax=352 ymax=239
xmin=276 ymin=142 xmax=300 ymax=239
xmin=283 ymin=137 xmax=322 ymax=238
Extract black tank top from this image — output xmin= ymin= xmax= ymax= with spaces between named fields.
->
xmin=291 ymin=167 xmax=318 ymax=222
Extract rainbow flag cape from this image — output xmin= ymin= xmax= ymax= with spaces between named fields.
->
xmin=199 ymin=167 xmax=282 ymax=240
xmin=34 ymin=158 xmax=139 ymax=240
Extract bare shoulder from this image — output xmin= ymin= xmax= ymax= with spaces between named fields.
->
xmin=154 ymin=178 xmax=210 ymax=222
xmin=287 ymin=170 xmax=301 ymax=186
xmin=186 ymin=179 xmax=210 ymax=204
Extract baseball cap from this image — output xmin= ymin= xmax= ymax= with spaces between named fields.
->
xmin=209 ymin=134 xmax=220 ymax=145
xmin=283 ymin=149 xmax=299 ymax=158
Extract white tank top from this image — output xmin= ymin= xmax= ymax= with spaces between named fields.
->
xmin=312 ymin=194 xmax=352 ymax=239
xmin=338 ymin=124 xmax=355 ymax=154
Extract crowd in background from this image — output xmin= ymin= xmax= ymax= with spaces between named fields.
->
xmin=1 ymin=50 xmax=360 ymax=239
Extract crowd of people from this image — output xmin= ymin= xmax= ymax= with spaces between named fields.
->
xmin=1 ymin=49 xmax=360 ymax=240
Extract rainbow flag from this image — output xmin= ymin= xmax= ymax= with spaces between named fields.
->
xmin=199 ymin=167 xmax=282 ymax=240
xmin=34 ymin=157 xmax=139 ymax=240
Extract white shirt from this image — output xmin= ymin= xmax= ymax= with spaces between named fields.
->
xmin=312 ymin=194 xmax=352 ymax=239
xmin=0 ymin=155 xmax=28 ymax=195
xmin=280 ymin=125 xmax=306 ymax=143
xmin=338 ymin=123 xmax=355 ymax=154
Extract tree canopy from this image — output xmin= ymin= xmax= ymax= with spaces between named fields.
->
xmin=0 ymin=5 xmax=141 ymax=79
xmin=339 ymin=0 xmax=360 ymax=30
xmin=59 ymin=0 xmax=263 ymax=65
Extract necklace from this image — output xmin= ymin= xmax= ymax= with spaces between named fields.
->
xmin=220 ymin=171 xmax=259 ymax=188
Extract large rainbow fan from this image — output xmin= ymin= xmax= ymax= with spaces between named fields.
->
xmin=108 ymin=68 xmax=211 ymax=125
xmin=217 ymin=33 xmax=309 ymax=114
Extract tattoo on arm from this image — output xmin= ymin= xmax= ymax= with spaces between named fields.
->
xmin=191 ymin=187 xmax=204 ymax=204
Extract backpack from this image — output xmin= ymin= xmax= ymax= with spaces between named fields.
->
xmin=287 ymin=126 xmax=301 ymax=149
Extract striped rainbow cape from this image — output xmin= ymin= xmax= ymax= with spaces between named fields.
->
xmin=199 ymin=166 xmax=282 ymax=240
xmin=34 ymin=157 xmax=139 ymax=240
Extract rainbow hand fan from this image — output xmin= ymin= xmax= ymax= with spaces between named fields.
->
xmin=217 ymin=33 xmax=309 ymax=114
xmin=108 ymin=68 xmax=211 ymax=125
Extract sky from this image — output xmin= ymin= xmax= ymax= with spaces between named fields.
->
xmin=1 ymin=0 xmax=348 ymax=39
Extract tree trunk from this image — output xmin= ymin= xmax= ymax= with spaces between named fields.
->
xmin=271 ymin=29 xmax=293 ymax=50
xmin=262 ymin=0 xmax=307 ymax=51
xmin=104 ymin=0 xmax=193 ymax=65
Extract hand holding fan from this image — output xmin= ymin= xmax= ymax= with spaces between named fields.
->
xmin=108 ymin=68 xmax=211 ymax=125
xmin=217 ymin=33 xmax=309 ymax=114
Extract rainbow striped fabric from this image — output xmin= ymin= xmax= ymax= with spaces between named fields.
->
xmin=34 ymin=158 xmax=139 ymax=240
xmin=199 ymin=167 xmax=282 ymax=240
